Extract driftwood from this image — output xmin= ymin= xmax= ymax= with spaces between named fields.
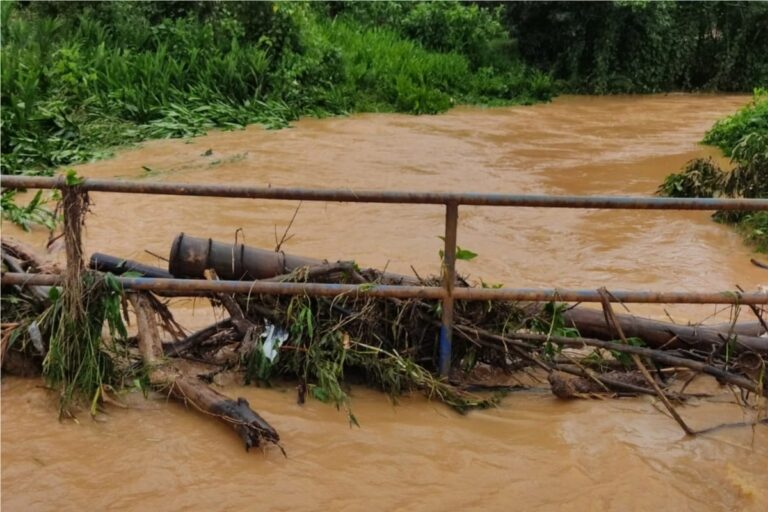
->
xmin=90 ymin=250 xmax=768 ymax=353
xmin=501 ymin=331 xmax=765 ymax=396
xmin=129 ymin=292 xmax=281 ymax=452
xmin=162 ymin=319 xmax=234 ymax=356
xmin=4 ymin=234 xmax=766 ymax=445
xmin=1 ymin=237 xmax=61 ymax=274
xmin=548 ymin=370 xmax=647 ymax=399
xmin=562 ymin=306 xmax=768 ymax=354
xmin=2 ymin=238 xmax=59 ymax=303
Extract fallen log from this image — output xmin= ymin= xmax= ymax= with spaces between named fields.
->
xmin=129 ymin=292 xmax=281 ymax=452
xmin=709 ymin=320 xmax=767 ymax=336
xmin=562 ymin=306 xmax=768 ymax=354
xmin=504 ymin=331 xmax=765 ymax=396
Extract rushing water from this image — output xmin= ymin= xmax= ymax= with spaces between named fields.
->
xmin=2 ymin=95 xmax=767 ymax=511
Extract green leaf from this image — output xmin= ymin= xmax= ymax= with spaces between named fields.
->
xmin=311 ymin=386 xmax=329 ymax=402
xmin=64 ymin=169 xmax=84 ymax=186
xmin=455 ymin=247 xmax=478 ymax=261
xmin=104 ymin=273 xmax=123 ymax=293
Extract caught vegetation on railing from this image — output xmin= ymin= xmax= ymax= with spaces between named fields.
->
xmin=3 ymin=225 xmax=767 ymax=450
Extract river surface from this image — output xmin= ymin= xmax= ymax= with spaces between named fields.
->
xmin=2 ymin=95 xmax=767 ymax=511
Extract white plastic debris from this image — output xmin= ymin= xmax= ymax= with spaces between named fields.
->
xmin=27 ymin=321 xmax=44 ymax=354
xmin=260 ymin=322 xmax=288 ymax=362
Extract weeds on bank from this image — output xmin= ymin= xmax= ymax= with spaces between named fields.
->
xmin=659 ymin=90 xmax=768 ymax=252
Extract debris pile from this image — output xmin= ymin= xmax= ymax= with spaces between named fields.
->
xmin=2 ymin=231 xmax=767 ymax=451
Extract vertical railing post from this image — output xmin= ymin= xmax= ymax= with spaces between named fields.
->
xmin=439 ymin=201 xmax=459 ymax=377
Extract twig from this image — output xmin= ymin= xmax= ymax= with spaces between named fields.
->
xmin=598 ymin=287 xmax=692 ymax=435
xmin=144 ymin=249 xmax=169 ymax=262
xmin=275 ymin=202 xmax=302 ymax=252
xmin=736 ymin=285 xmax=768 ymax=333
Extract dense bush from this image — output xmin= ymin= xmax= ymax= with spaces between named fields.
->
xmin=0 ymin=0 xmax=554 ymax=177
xmin=703 ymin=89 xmax=768 ymax=156
xmin=504 ymin=1 xmax=768 ymax=93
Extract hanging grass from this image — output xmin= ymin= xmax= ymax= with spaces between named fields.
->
xmin=39 ymin=179 xmax=127 ymax=416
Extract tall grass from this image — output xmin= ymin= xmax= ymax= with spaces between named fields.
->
xmin=0 ymin=1 xmax=554 ymax=179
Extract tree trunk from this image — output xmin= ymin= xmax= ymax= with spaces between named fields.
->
xmin=562 ymin=307 xmax=768 ymax=354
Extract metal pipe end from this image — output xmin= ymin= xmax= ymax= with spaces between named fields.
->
xmin=168 ymin=232 xmax=185 ymax=276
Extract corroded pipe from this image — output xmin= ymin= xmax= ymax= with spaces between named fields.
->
xmin=3 ymin=273 xmax=767 ymax=304
xmin=3 ymin=175 xmax=768 ymax=210
xmin=169 ymin=233 xmax=319 ymax=280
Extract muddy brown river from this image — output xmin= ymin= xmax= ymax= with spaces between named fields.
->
xmin=2 ymin=95 xmax=767 ymax=511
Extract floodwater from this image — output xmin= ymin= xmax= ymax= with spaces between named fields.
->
xmin=2 ymin=95 xmax=767 ymax=511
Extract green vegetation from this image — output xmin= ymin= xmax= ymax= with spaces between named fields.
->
xmin=0 ymin=0 xmax=552 ymax=178
xmin=42 ymin=271 xmax=126 ymax=416
xmin=704 ymin=89 xmax=768 ymax=155
xmin=2 ymin=1 xmax=767 ymax=243
xmin=659 ymin=90 xmax=768 ymax=251
xmin=0 ymin=189 xmax=58 ymax=231
xmin=505 ymin=1 xmax=768 ymax=93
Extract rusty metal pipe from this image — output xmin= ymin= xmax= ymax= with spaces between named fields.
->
xmin=3 ymin=273 xmax=766 ymax=304
xmin=3 ymin=175 xmax=768 ymax=210
xmin=168 ymin=233 xmax=419 ymax=284
xmin=169 ymin=233 xmax=320 ymax=280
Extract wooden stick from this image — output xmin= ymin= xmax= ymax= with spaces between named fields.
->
xmin=129 ymin=292 xmax=281 ymax=452
xmin=598 ymin=288 xmax=696 ymax=436
xmin=505 ymin=332 xmax=764 ymax=395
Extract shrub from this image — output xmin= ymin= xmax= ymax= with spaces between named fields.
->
xmin=703 ymin=89 xmax=768 ymax=156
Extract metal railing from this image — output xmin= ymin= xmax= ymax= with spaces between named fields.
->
xmin=3 ymin=174 xmax=768 ymax=375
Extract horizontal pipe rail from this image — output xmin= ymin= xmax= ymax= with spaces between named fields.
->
xmin=3 ymin=273 xmax=766 ymax=304
xmin=3 ymin=175 xmax=768 ymax=210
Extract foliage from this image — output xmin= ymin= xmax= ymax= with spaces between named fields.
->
xmin=659 ymin=110 xmax=768 ymax=251
xmin=503 ymin=1 xmax=768 ymax=94
xmin=0 ymin=189 xmax=58 ymax=231
xmin=527 ymin=302 xmax=580 ymax=361
xmin=336 ymin=1 xmax=511 ymax=70
xmin=657 ymin=158 xmax=723 ymax=198
xmin=735 ymin=212 xmax=768 ymax=253
xmin=235 ymin=261 xmax=526 ymax=416
xmin=724 ymin=132 xmax=768 ymax=199
xmin=41 ymin=272 xmax=127 ymax=415
xmin=704 ymin=89 xmax=768 ymax=156
xmin=0 ymin=0 xmax=554 ymax=181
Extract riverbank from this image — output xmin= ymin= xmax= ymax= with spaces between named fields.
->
xmin=0 ymin=1 xmax=553 ymax=177
xmin=659 ymin=89 xmax=768 ymax=252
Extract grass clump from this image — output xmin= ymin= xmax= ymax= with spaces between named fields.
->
xmin=41 ymin=271 xmax=127 ymax=416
